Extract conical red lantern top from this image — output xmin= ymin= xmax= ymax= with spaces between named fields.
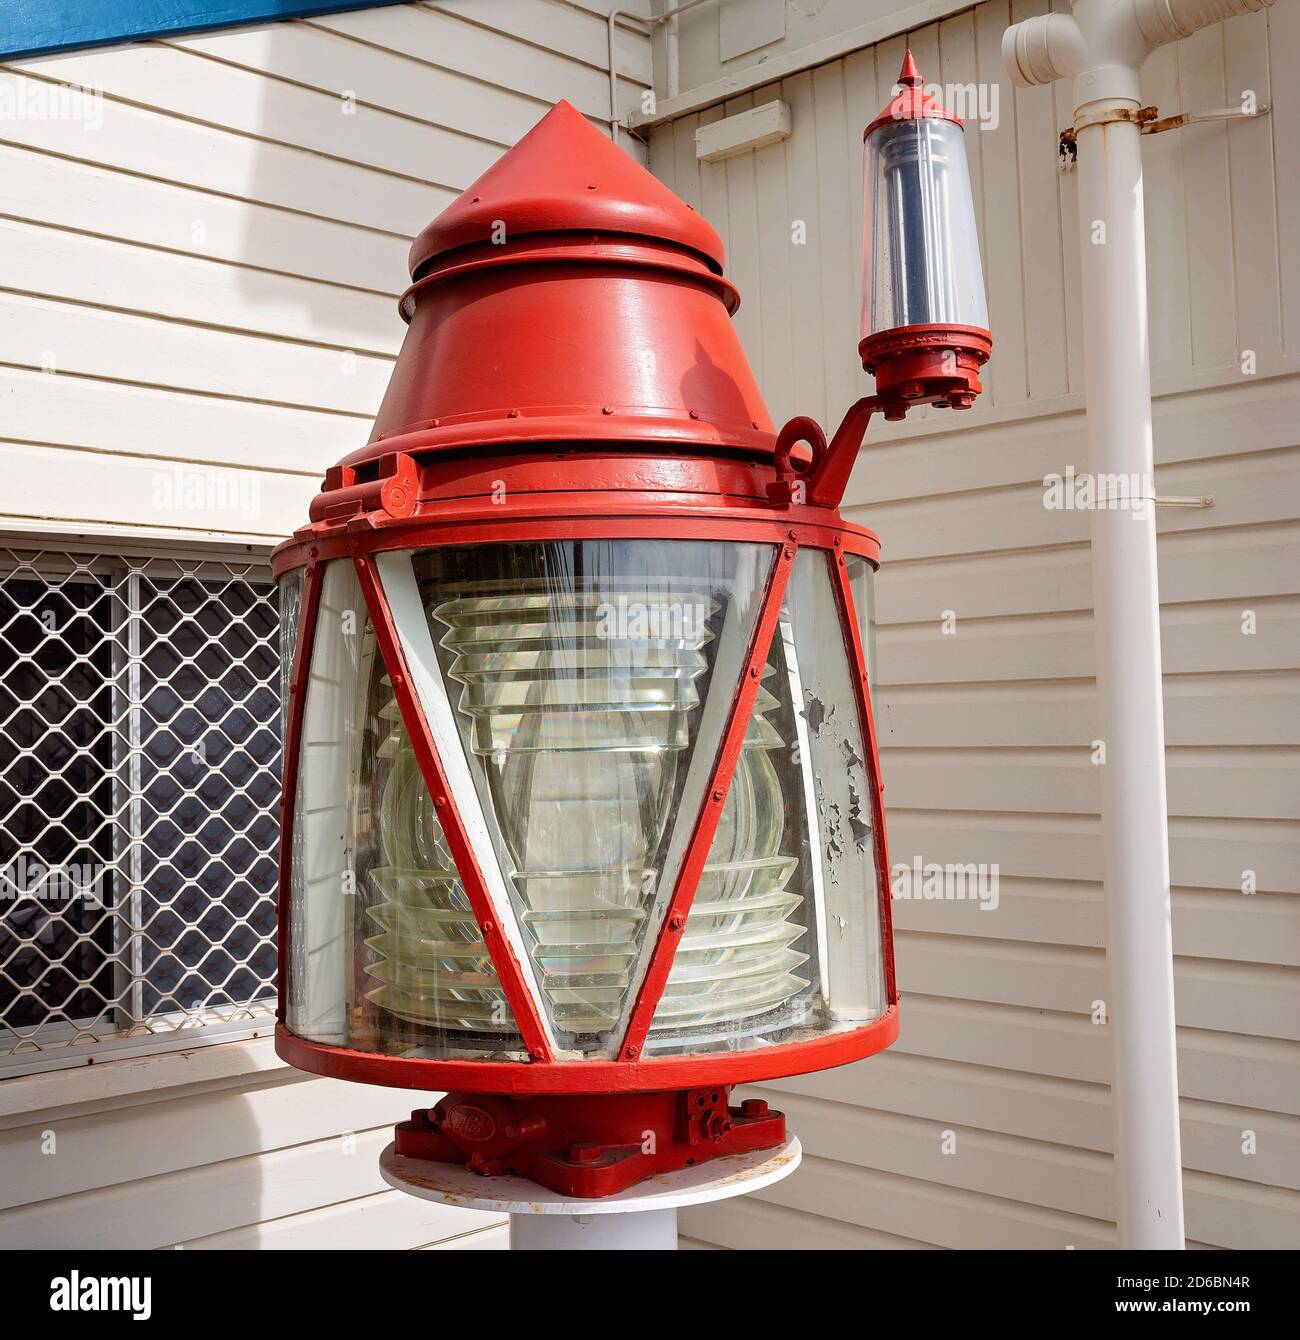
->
xmin=347 ymin=100 xmax=775 ymax=472
xmin=865 ymin=50 xmax=963 ymax=137
xmin=409 ymin=99 xmax=726 ymax=278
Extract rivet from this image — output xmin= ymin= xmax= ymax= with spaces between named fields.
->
xmin=507 ymin=408 xmax=521 ymax=418
xmin=482 ymin=919 xmax=495 ymax=934
xmin=602 ymin=405 xmax=614 ymax=415
xmin=688 ymin=409 xmax=701 ymax=420
xmin=669 ymin=913 xmax=685 ymax=932
xmin=712 ymin=789 xmax=724 ymax=803
xmin=434 ymin=795 xmax=447 ymax=807
xmin=624 ymin=1045 xmax=638 ymax=1059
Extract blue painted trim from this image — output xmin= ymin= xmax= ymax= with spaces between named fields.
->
xmin=0 ymin=1 xmax=408 ymax=62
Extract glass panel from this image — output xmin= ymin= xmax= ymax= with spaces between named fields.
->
xmin=277 ymin=568 xmax=302 ymax=744
xmin=862 ymin=117 xmax=988 ymax=337
xmin=846 ymin=554 xmax=878 ymax=689
xmin=647 ymin=549 xmax=887 ymax=1055
xmin=404 ymin=539 xmax=775 ymax=1057
xmin=286 ymin=561 xmax=357 ymax=1045
xmin=286 ymin=559 xmax=519 ymax=1057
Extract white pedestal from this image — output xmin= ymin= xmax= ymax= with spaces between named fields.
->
xmin=380 ymin=1134 xmax=801 ymax=1250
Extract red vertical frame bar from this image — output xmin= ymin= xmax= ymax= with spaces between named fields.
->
xmin=350 ymin=548 xmax=554 ymax=1061
xmin=276 ymin=559 xmax=323 ymax=1020
xmin=829 ymin=548 xmax=898 ymax=1007
xmin=619 ymin=544 xmax=797 ymax=1058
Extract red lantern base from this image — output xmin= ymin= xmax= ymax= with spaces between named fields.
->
xmin=392 ymin=1087 xmax=786 ymax=1199
xmin=859 ymin=322 xmax=992 ymax=418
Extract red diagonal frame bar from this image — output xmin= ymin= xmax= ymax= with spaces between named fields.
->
xmin=350 ymin=547 xmax=555 ymax=1061
xmin=276 ymin=558 xmax=323 ymax=1017
xmin=828 ymin=548 xmax=899 ymax=1007
xmin=619 ymin=542 xmax=797 ymax=1058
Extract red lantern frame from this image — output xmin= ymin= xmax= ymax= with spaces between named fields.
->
xmin=272 ymin=466 xmax=899 ymax=1095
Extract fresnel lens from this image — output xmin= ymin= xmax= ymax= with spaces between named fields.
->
xmin=276 ymin=61 xmax=989 ymax=1199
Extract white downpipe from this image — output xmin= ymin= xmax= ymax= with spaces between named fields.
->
xmin=1004 ymin=0 xmax=1276 ymax=1249
xmin=1074 ymin=104 xmax=1184 ymax=1249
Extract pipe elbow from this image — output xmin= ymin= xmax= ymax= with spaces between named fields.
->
xmin=1133 ymin=0 xmax=1277 ymax=48
xmin=1002 ymin=13 xmax=1088 ymax=88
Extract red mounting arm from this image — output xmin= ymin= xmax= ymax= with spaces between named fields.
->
xmin=768 ymin=396 xmax=880 ymax=509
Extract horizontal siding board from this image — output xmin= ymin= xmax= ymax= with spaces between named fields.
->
xmin=0 ymin=216 xmax=400 ymax=354
xmin=0 ymin=292 xmax=392 ymax=412
xmin=0 ymin=440 xmax=317 ymax=540
xmin=891 ymin=878 xmax=1300 ymax=968
xmin=170 ymin=21 xmax=558 ymax=148
xmin=0 ymin=1125 xmax=407 ymax=1249
xmin=774 ymin=1088 xmax=1114 ymax=1221
xmin=893 ymin=996 xmax=1300 ymax=1117
xmin=844 ymin=374 xmax=1300 ymax=509
xmin=756 ymin=1153 xmax=1116 ymax=1248
xmin=752 ymin=1091 xmax=1300 ymax=1245
xmin=874 ymin=599 xmax=1300 ymax=686
xmin=882 ymin=747 xmax=1300 ymax=821
xmin=180 ymin=1186 xmax=496 ymax=1249
xmin=886 ymin=812 xmax=1300 ymax=895
xmin=862 ymin=450 xmax=1300 ymax=564
xmin=681 ymin=1196 xmax=935 ymax=1249
xmin=421 ymin=1223 xmax=509 ymax=1249
xmin=0 ymin=1073 xmax=418 ymax=1211
xmin=429 ymin=0 xmax=653 ymax=85
xmin=877 ymin=524 xmax=1300 ymax=624
xmin=893 ymin=933 xmax=1300 ymax=1042
xmin=0 ymin=82 xmax=449 ymax=240
xmin=6 ymin=44 xmax=502 ymax=190
xmin=310 ymin=4 xmax=646 ymax=122
xmin=0 ymin=365 xmax=357 ymax=473
xmin=877 ymin=674 xmax=1300 ymax=749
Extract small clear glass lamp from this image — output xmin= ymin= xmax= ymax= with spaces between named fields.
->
xmin=860 ymin=51 xmax=992 ymax=415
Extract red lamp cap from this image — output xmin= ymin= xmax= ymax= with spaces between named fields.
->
xmin=865 ymin=50 xmax=963 ymax=137
xmin=409 ymin=99 xmax=727 ymax=277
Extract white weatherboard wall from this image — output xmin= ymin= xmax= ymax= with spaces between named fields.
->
xmin=651 ymin=0 xmax=1300 ymax=1249
xmin=0 ymin=0 xmax=651 ymax=544
xmin=0 ymin=1 xmax=649 ymax=1251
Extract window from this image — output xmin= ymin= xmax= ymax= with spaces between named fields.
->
xmin=0 ymin=546 xmax=285 ymax=1076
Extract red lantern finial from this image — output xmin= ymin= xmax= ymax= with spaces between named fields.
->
xmin=865 ymin=50 xmax=962 ymax=134
xmin=346 ymin=99 xmax=778 ymax=475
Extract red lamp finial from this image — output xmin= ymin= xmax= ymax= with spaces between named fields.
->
xmin=897 ymin=48 xmax=922 ymax=87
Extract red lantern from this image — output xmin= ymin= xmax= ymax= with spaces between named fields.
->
xmin=274 ymin=80 xmax=987 ymax=1199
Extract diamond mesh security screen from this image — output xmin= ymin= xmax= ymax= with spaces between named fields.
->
xmin=0 ymin=547 xmax=285 ymax=1076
